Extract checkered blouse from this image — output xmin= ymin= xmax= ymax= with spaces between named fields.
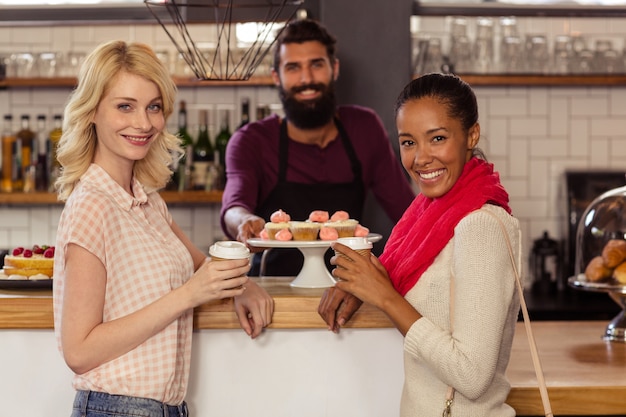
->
xmin=53 ymin=163 xmax=195 ymax=405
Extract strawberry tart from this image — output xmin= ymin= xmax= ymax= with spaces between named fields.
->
xmin=1 ymin=245 xmax=55 ymax=280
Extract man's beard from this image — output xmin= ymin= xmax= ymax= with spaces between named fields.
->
xmin=278 ymin=81 xmax=337 ymax=130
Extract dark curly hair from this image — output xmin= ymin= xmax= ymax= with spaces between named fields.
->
xmin=272 ymin=18 xmax=337 ymax=71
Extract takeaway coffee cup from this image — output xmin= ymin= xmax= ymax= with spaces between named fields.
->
xmin=209 ymin=241 xmax=250 ymax=288
xmin=209 ymin=240 xmax=250 ymax=261
xmin=334 ymin=237 xmax=373 ymax=262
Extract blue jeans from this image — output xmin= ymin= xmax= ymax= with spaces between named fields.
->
xmin=71 ymin=390 xmax=189 ymax=417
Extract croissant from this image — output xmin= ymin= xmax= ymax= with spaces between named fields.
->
xmin=613 ymin=261 xmax=626 ymax=285
xmin=601 ymin=239 xmax=626 ymax=268
xmin=585 ymin=256 xmax=612 ymax=282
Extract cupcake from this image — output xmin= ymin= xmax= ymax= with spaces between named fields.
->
xmin=270 ymin=209 xmax=291 ymax=223
xmin=275 ymin=228 xmax=293 ymax=241
xmin=308 ymin=210 xmax=330 ymax=223
xmin=325 ymin=219 xmax=359 ymax=238
xmin=264 ymin=222 xmax=290 ymax=240
xmin=289 ymin=221 xmax=321 ymax=241
xmin=354 ymin=224 xmax=370 ymax=237
xmin=330 ymin=210 xmax=350 ymax=222
xmin=319 ymin=226 xmax=339 ymax=241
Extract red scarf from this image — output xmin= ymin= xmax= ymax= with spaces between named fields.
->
xmin=379 ymin=158 xmax=511 ymax=296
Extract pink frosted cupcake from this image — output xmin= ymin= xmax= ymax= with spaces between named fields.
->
xmin=270 ymin=209 xmax=291 ymax=223
xmin=264 ymin=222 xmax=290 ymax=240
xmin=324 ymin=219 xmax=359 ymax=238
xmin=289 ymin=221 xmax=321 ymax=241
xmin=354 ymin=224 xmax=370 ymax=237
xmin=319 ymin=226 xmax=339 ymax=241
xmin=275 ymin=228 xmax=293 ymax=241
xmin=330 ymin=210 xmax=350 ymax=222
xmin=309 ymin=210 xmax=330 ymax=223
xmin=265 ymin=208 xmax=292 ymax=240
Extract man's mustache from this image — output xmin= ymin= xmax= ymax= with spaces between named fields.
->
xmin=291 ymin=83 xmax=325 ymax=94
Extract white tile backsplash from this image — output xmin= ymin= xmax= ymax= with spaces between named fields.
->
xmin=476 ymin=85 xmax=626 ymax=263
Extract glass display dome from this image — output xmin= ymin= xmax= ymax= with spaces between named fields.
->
xmin=575 ymin=185 xmax=626 ymax=278
xmin=569 ymin=185 xmax=626 ymax=342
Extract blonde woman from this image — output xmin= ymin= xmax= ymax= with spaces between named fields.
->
xmin=53 ymin=40 xmax=273 ymax=417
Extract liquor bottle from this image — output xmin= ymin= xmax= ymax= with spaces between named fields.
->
xmin=238 ymin=97 xmax=250 ymax=130
xmin=256 ymin=104 xmax=270 ymax=121
xmin=34 ymin=114 xmax=48 ymax=191
xmin=11 ymin=135 xmax=23 ymax=192
xmin=16 ymin=115 xmax=34 ymax=192
xmin=205 ymin=149 xmax=223 ymax=191
xmin=214 ymin=108 xmax=231 ymax=176
xmin=1 ymin=114 xmax=15 ymax=193
xmin=192 ymin=109 xmax=213 ymax=190
xmin=175 ymin=100 xmax=194 ymax=191
xmin=48 ymin=114 xmax=62 ymax=192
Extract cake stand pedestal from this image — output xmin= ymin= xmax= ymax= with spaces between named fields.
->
xmin=248 ymin=234 xmax=381 ymax=288
xmin=569 ymin=274 xmax=626 ymax=342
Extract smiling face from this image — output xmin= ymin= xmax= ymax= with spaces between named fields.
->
xmin=397 ymin=97 xmax=480 ymax=199
xmin=92 ymin=70 xmax=165 ymax=176
xmin=272 ymin=40 xmax=339 ymax=129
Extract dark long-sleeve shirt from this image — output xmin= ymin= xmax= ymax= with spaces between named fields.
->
xmin=220 ymin=105 xmax=415 ymax=238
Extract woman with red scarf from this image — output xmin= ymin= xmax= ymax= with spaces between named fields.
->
xmin=319 ymin=73 xmax=522 ymax=416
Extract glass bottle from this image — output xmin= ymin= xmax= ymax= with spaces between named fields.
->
xmin=34 ymin=114 xmax=48 ymax=192
xmin=214 ymin=108 xmax=231 ymax=187
xmin=16 ymin=114 xmax=34 ymax=192
xmin=206 ymin=149 xmax=223 ymax=191
xmin=256 ymin=104 xmax=270 ymax=121
xmin=11 ymin=136 xmax=23 ymax=192
xmin=1 ymin=114 xmax=15 ymax=193
xmin=48 ymin=114 xmax=62 ymax=192
xmin=192 ymin=109 xmax=213 ymax=190
xmin=175 ymin=100 xmax=194 ymax=191
xmin=238 ymin=97 xmax=250 ymax=130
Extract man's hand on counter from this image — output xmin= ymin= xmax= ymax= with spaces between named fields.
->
xmin=233 ymin=280 xmax=274 ymax=338
xmin=318 ymin=287 xmax=363 ymax=333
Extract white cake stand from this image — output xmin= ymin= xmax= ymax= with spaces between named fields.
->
xmin=247 ymin=233 xmax=382 ymax=288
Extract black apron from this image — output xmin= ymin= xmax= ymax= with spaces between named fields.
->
xmin=251 ymin=117 xmax=366 ymax=276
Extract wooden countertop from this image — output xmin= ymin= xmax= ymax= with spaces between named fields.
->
xmin=1 ymin=278 xmax=624 ymax=416
xmin=0 ymin=277 xmax=391 ymax=329
xmin=193 ymin=277 xmax=393 ymax=329
xmin=507 ymin=321 xmax=626 ymax=415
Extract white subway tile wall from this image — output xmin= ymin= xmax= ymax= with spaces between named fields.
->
xmin=1 ymin=22 xmax=626 ymax=268
xmin=479 ymin=84 xmax=626 ymax=267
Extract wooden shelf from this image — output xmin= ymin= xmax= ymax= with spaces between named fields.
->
xmin=7 ymin=74 xmax=625 ymax=89
xmin=414 ymin=73 xmax=626 ymax=86
xmin=0 ymin=190 xmax=223 ymax=206
xmin=0 ymin=76 xmax=275 ymax=88
xmin=413 ymin=1 xmax=626 ymax=17
xmin=173 ymin=75 xmax=275 ymax=87
xmin=159 ymin=190 xmax=223 ymax=204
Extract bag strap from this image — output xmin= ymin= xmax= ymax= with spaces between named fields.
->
xmin=445 ymin=211 xmax=554 ymax=417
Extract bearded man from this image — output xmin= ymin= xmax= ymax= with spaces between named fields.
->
xmin=221 ymin=18 xmax=414 ymax=276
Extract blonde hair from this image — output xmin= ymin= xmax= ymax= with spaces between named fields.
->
xmin=55 ymin=40 xmax=180 ymax=201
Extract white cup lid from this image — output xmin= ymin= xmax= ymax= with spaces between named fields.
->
xmin=209 ymin=241 xmax=250 ymax=259
xmin=335 ymin=237 xmax=372 ymax=250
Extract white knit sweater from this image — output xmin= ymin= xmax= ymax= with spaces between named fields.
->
xmin=400 ymin=205 xmax=522 ymax=417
